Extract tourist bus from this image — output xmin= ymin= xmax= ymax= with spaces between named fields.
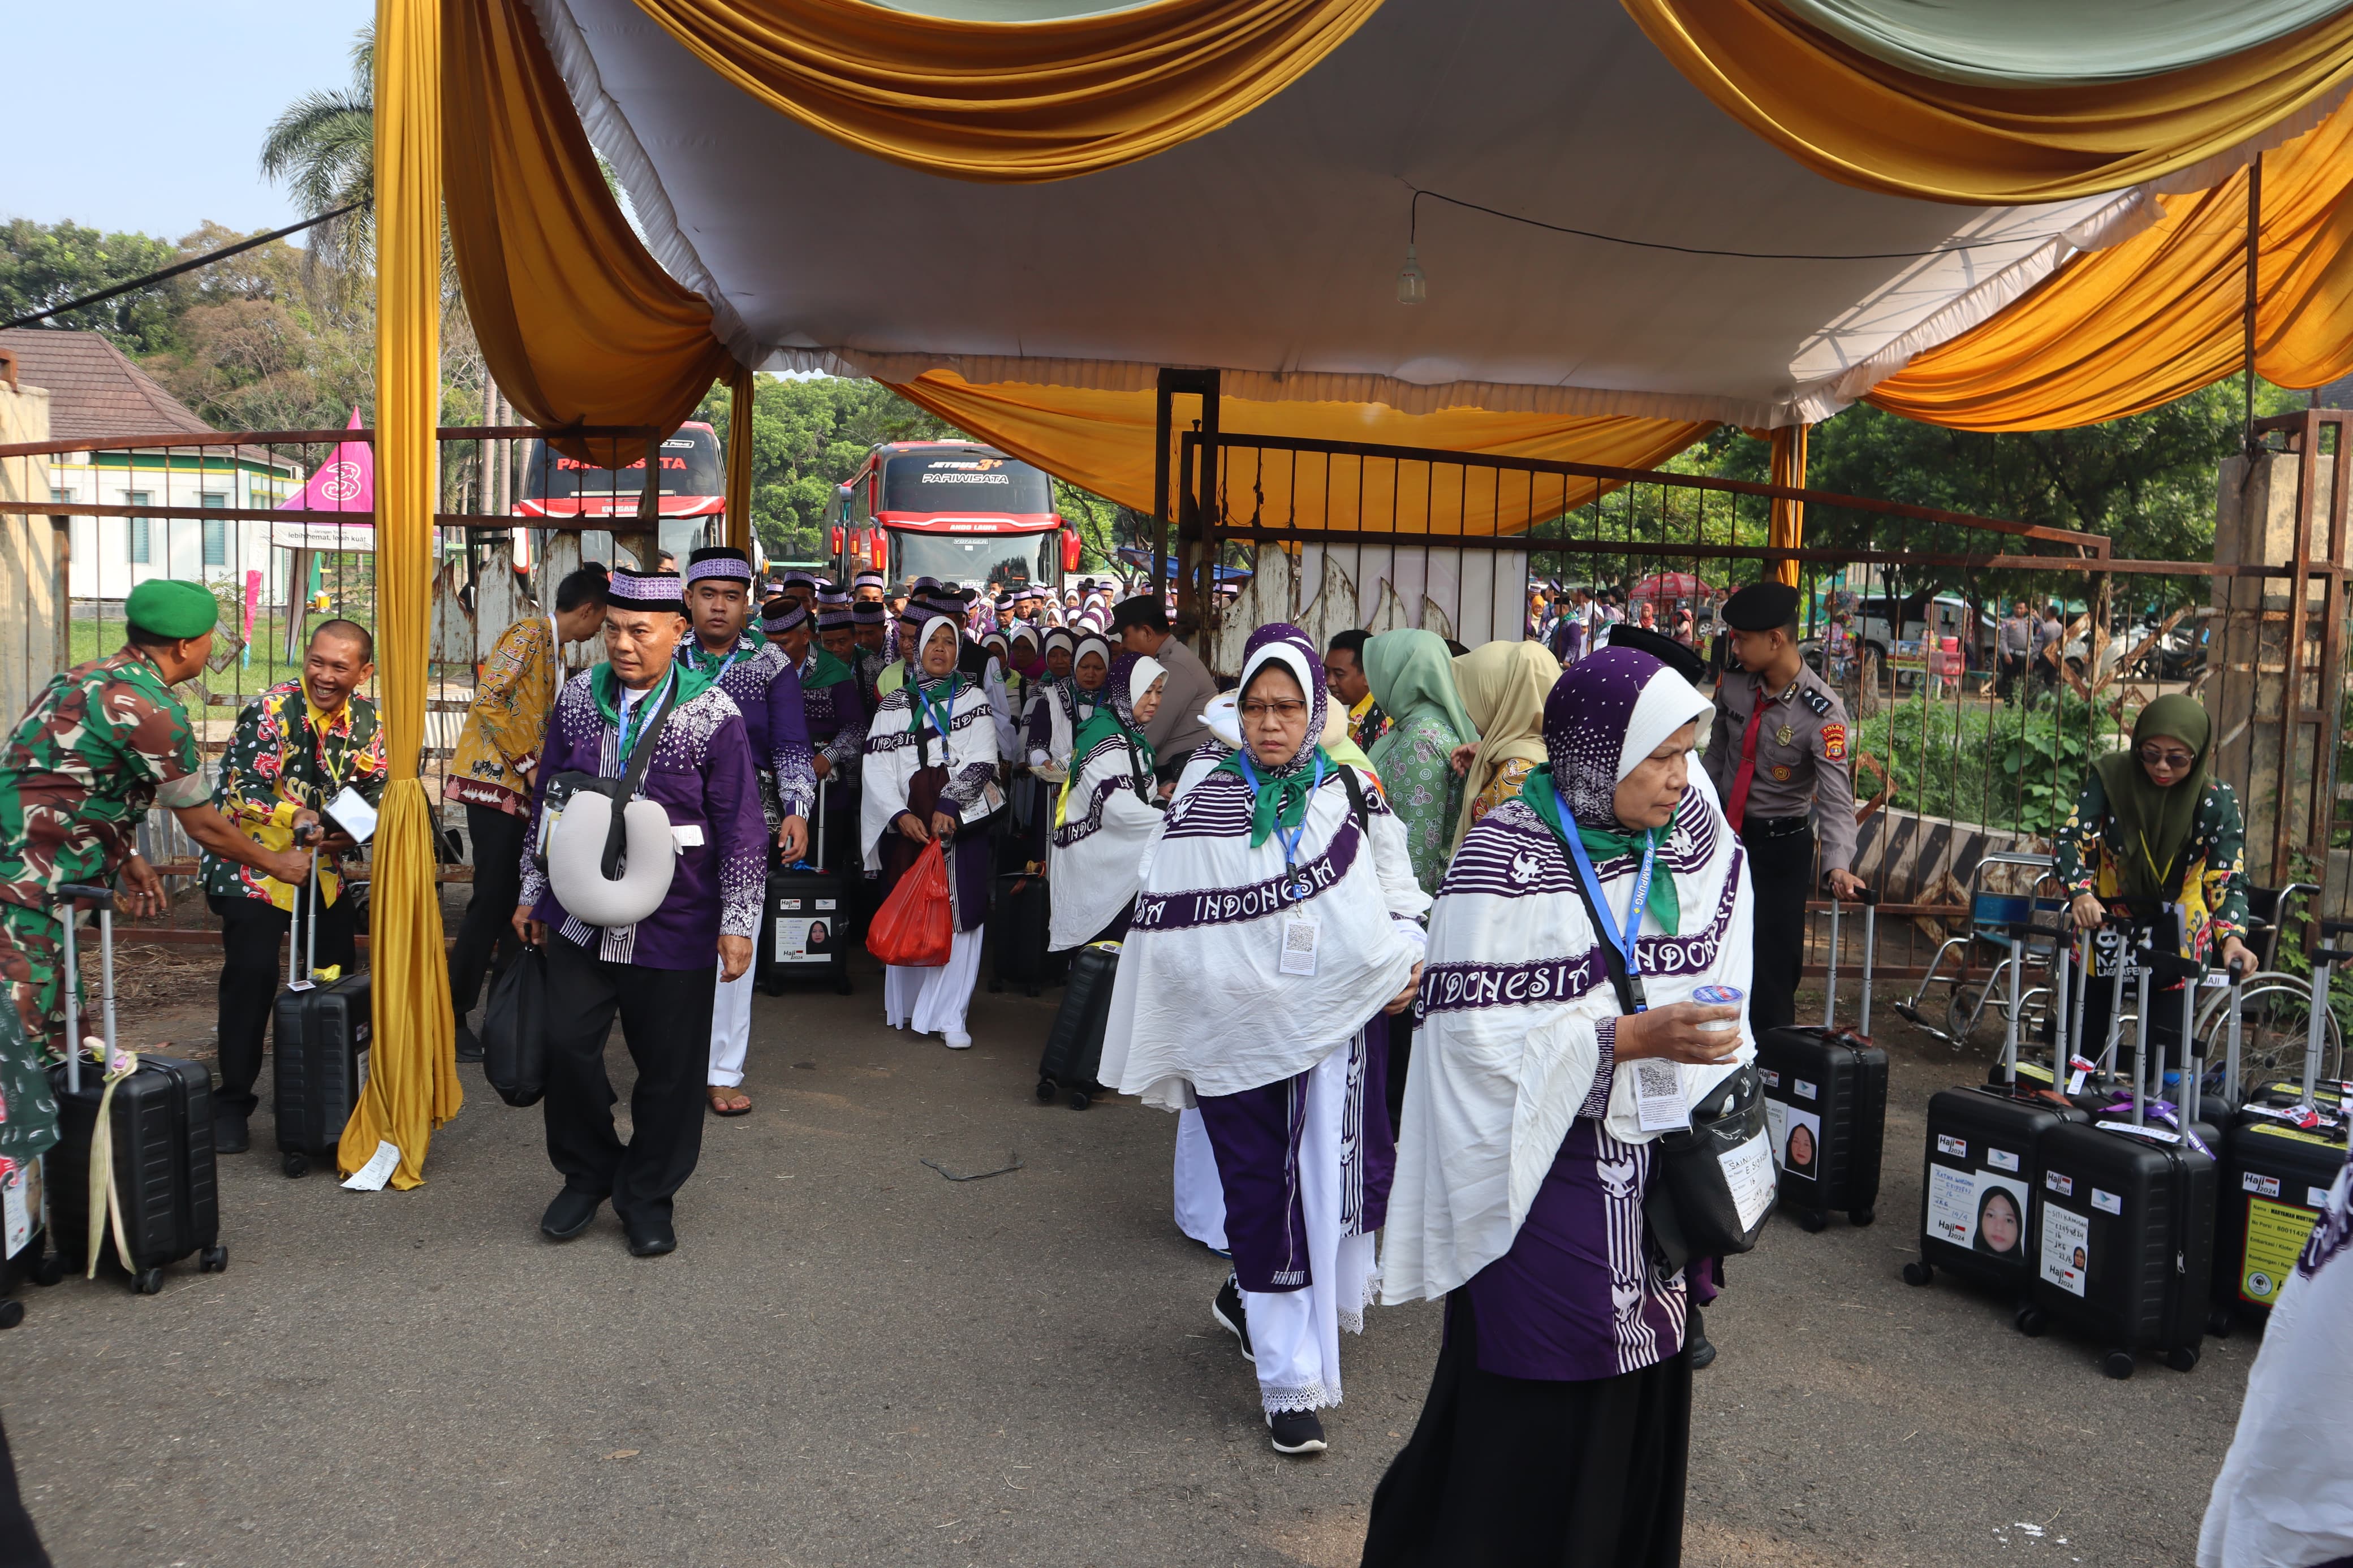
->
xmin=514 ymin=421 xmax=727 ymax=569
xmin=830 ymin=440 xmax=1076 ymax=599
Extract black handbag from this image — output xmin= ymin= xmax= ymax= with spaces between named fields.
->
xmin=480 ymin=945 xmax=549 ymax=1108
xmin=1570 ymin=861 xmax=1778 ymax=1269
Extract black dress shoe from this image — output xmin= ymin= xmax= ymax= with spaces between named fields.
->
xmin=212 ymin=1111 xmax=250 ymax=1155
xmin=453 ymin=1020 xmax=485 ymax=1064
xmin=540 ymin=1189 xmax=602 ymax=1241
xmin=1687 ymin=1305 xmax=1718 ymax=1371
xmin=624 ymin=1213 xmax=676 ymax=1258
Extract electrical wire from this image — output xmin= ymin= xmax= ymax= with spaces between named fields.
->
xmin=1 ymin=201 xmax=368 ymax=333
xmin=1406 ymin=186 xmax=2063 ymax=263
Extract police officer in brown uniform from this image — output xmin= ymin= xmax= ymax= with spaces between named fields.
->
xmin=1704 ymin=581 xmax=1864 ymax=1033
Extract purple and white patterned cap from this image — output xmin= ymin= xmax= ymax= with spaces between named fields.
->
xmin=762 ymin=599 xmax=812 ymax=636
xmin=852 ymin=601 xmax=887 ymax=625
xmin=852 ymin=569 xmax=886 ymax=591
xmin=816 ymin=603 xmax=854 ymax=630
xmin=683 ymin=546 xmax=753 ymax=585
xmin=608 ymin=567 xmax=687 ymax=612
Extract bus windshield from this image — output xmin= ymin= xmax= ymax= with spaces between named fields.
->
xmin=883 ymin=452 xmax=1053 ymax=516
xmin=889 ymin=529 xmax=1055 ymax=598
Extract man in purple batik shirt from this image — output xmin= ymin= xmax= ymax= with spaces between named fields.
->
xmin=515 ymin=565 xmax=767 ymax=1259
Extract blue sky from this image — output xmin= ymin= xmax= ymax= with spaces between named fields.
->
xmin=6 ymin=0 xmax=376 ymax=239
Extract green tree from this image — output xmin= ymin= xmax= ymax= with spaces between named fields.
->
xmin=258 ymin=27 xmax=376 ymax=277
xmin=0 ymin=218 xmax=181 ymax=348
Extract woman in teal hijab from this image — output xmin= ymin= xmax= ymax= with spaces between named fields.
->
xmin=1363 ymin=629 xmax=1477 ymax=897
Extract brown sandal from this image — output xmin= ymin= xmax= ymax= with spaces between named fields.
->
xmin=706 ymin=1086 xmax=752 ymax=1117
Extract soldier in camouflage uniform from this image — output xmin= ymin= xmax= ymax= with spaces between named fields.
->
xmin=0 ymin=580 xmax=311 ymax=1180
xmin=205 ymin=619 xmax=388 ymax=1152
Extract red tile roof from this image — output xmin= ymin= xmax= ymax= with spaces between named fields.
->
xmin=0 ymin=327 xmax=213 ymax=442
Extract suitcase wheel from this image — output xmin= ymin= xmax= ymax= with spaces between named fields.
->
xmin=199 ymin=1245 xmax=228 ymax=1275
xmin=133 ymin=1268 xmax=165 ymax=1297
xmin=1068 ymin=1087 xmax=1092 ymax=1111
xmin=2205 ymin=1307 xmax=2233 ymax=1340
xmin=282 ymin=1151 xmax=311 ymax=1180
xmin=1036 ymin=1077 xmax=1058 ymax=1103
xmin=761 ymin=974 xmax=785 ymax=998
xmin=2166 ymin=1345 xmax=2201 ymax=1375
xmin=2012 ymin=1304 xmax=2048 ymax=1338
xmin=1848 ymin=1206 xmax=1876 ymax=1228
xmin=1901 ymin=1260 xmax=1934 ymax=1288
xmin=2101 ymin=1350 xmax=2135 ymax=1380
xmin=29 ymin=1252 xmax=63 ymax=1288
xmin=1796 ymin=1208 xmax=1829 ymax=1234
xmin=834 ymin=974 xmax=852 ymax=997
xmin=0 ymin=1298 xmax=21 ymax=1331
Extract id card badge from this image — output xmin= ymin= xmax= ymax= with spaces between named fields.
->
xmin=1279 ymin=913 xmax=1321 ymax=977
xmin=1632 ymin=1059 xmax=1688 ymax=1133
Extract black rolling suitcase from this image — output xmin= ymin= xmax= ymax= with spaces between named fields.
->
xmin=1759 ymin=892 xmax=1889 ymax=1230
xmin=0 ymin=1133 xmax=60 ymax=1328
xmin=2214 ymin=931 xmax=2353 ymax=1328
xmin=760 ymin=777 xmax=852 ymax=996
xmin=2024 ymin=943 xmax=2218 ymax=1377
xmin=988 ymin=869 xmax=1060 ymax=997
xmin=1904 ymin=912 xmax=2087 ymax=1308
xmin=272 ymin=856 xmax=371 ymax=1180
xmin=42 ymin=884 xmax=227 ymax=1295
xmin=1037 ymin=941 xmax=1119 ymax=1110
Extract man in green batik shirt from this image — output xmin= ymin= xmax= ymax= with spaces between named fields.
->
xmin=0 ymin=580 xmax=311 ymax=1180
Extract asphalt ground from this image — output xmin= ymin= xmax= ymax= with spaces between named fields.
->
xmin=3 ymin=954 xmax=2246 ymax=1568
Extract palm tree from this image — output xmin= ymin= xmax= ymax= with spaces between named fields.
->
xmin=260 ymin=27 xmax=375 ymax=275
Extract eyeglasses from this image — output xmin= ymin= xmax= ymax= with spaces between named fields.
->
xmin=1240 ymin=699 xmax=1308 ymax=721
xmin=2139 ymin=744 xmax=2196 ymax=770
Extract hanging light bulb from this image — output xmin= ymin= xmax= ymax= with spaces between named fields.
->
xmin=1397 ymin=243 xmax=1427 ymax=305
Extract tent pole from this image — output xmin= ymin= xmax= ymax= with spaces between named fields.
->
xmin=1153 ymin=370 xmax=1174 ymax=600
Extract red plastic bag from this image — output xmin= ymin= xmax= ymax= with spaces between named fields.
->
xmin=867 ymin=839 xmax=954 ymax=967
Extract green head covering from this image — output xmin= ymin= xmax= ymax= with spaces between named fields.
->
xmin=2093 ymin=693 xmax=2213 ymax=900
xmin=1363 ymin=629 xmax=1477 ymax=748
xmin=1519 ymin=764 xmax=1679 ymax=935
xmin=125 ymin=579 xmax=219 ymax=640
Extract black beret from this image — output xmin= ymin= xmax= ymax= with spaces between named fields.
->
xmin=1601 ymin=623 xmax=1707 ymax=685
xmin=1722 ymin=581 xmax=1801 ymax=632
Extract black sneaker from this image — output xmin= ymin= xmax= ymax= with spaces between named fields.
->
xmin=1687 ymin=1304 xmax=1718 ymax=1371
xmin=1212 ymin=1275 xmax=1254 ymax=1363
xmin=212 ymin=1109 xmax=249 ymax=1155
xmin=453 ymin=1019 xmax=485 ymax=1064
xmin=1268 ymin=1409 xmax=1327 ymax=1455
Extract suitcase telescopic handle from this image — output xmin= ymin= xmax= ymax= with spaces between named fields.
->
xmin=1855 ymin=887 xmax=1878 ymax=1036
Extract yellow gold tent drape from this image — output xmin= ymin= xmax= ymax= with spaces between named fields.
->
xmin=1621 ymin=0 xmax=2353 ymax=203
xmin=884 ymin=372 xmax=1714 ymax=535
xmin=443 ymin=0 xmax=736 ymax=466
xmin=1868 ymin=107 xmax=2353 ymax=429
xmin=1766 ymin=424 xmax=1806 ymax=586
xmin=339 ymin=0 xmax=462 ymax=1189
xmin=627 ymin=0 xmax=1385 ymax=184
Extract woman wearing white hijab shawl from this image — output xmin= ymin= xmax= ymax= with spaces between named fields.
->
xmin=1099 ymin=623 xmax=1429 ymax=1457
xmin=861 ymin=615 xmax=1001 ymax=1049
xmin=1364 ymin=646 xmax=1753 ymax=1566
xmin=1047 ymin=651 xmax=1167 ymax=950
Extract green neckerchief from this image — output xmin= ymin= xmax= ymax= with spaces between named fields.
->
xmin=680 ymin=628 xmax=763 ymax=677
xmin=1520 ymin=763 xmax=1679 ymax=935
xmin=1212 ymin=743 xmax=1334 ymax=849
xmin=905 ymin=672 xmax=967 ymax=734
xmin=591 ymin=662 xmax=716 ymax=762
xmin=1071 ymin=706 xmax=1156 ymax=780
xmin=801 ymin=646 xmax=854 ymax=691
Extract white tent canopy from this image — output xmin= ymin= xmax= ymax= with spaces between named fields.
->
xmin=539 ymin=0 xmax=2171 ymax=429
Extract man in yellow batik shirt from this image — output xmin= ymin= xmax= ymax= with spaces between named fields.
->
xmin=445 ymin=565 xmax=612 ymax=1059
xmin=203 ymin=620 xmax=387 ymax=1153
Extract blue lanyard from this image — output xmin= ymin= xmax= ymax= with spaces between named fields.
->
xmin=617 ymin=671 xmax=673 ymax=768
xmin=1557 ymin=787 xmax=1656 ymax=1005
xmin=1237 ymin=751 xmax=1326 ymax=880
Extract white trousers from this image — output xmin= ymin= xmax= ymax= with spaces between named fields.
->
xmin=709 ymin=956 xmax=755 ymax=1087
xmin=1242 ymin=1039 xmax=1378 ymax=1415
xmin=1173 ymin=1107 xmax=1230 ymax=1251
xmin=882 ymin=926 xmax=983 ymax=1036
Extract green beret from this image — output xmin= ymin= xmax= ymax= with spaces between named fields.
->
xmin=124 ymin=579 xmax=220 ymax=640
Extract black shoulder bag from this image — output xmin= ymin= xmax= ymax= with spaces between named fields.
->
xmin=536 ymin=685 xmax=678 ymax=879
xmin=1566 ymin=854 xmax=1777 ymax=1270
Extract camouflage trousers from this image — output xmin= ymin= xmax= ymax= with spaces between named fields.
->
xmin=0 ymin=904 xmax=66 ymax=1172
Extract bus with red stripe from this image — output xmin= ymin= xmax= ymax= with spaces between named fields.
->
xmin=833 ymin=441 xmax=1078 ymax=599
xmin=514 ymin=421 xmax=726 ymax=568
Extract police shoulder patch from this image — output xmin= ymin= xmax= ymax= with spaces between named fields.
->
xmin=1799 ymin=686 xmax=1833 ymax=718
xmin=1821 ymin=722 xmax=1847 ymax=761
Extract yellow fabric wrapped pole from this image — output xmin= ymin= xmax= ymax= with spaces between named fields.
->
xmin=726 ymin=361 xmax=755 ymax=553
xmin=340 ymin=0 xmax=462 ymax=1189
xmin=1766 ymin=424 xmax=1805 ymax=588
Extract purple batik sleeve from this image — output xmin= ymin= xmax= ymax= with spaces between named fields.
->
xmin=765 ymin=663 xmax=817 ymax=821
xmin=706 ymin=712 xmax=768 ymax=940
xmin=1579 ymin=1018 xmax=1618 ymax=1120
